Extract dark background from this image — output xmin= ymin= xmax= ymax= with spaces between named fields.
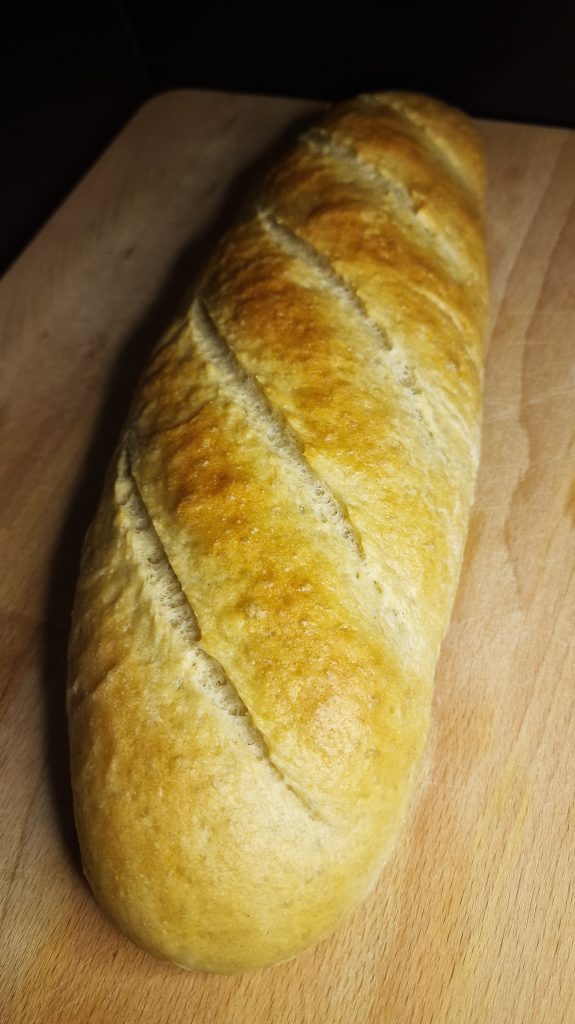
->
xmin=2 ymin=2 xmax=574 ymax=273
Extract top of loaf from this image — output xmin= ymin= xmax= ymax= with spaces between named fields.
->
xmin=68 ymin=92 xmax=487 ymax=972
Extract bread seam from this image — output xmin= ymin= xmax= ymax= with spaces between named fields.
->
xmin=192 ymin=302 xmax=365 ymax=558
xmin=265 ymin=163 xmax=480 ymax=351
xmin=359 ymin=94 xmax=478 ymax=201
xmin=303 ymin=129 xmax=473 ymax=285
xmin=258 ymin=210 xmax=395 ymax=351
xmin=114 ymin=445 xmax=325 ymax=823
xmin=176 ymin=299 xmax=391 ymax=619
xmin=259 ymin=212 xmax=476 ymax=456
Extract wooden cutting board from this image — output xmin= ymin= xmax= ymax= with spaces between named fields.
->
xmin=1 ymin=90 xmax=574 ymax=1024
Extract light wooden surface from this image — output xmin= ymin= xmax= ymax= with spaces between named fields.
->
xmin=1 ymin=90 xmax=574 ymax=1024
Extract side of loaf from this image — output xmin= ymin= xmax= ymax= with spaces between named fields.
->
xmin=67 ymin=92 xmax=488 ymax=973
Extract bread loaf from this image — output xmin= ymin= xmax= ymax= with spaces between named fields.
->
xmin=67 ymin=92 xmax=488 ymax=973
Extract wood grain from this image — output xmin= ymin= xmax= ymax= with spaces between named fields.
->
xmin=1 ymin=91 xmax=574 ymax=1024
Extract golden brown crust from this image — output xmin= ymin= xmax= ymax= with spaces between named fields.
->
xmin=68 ymin=93 xmax=488 ymax=972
